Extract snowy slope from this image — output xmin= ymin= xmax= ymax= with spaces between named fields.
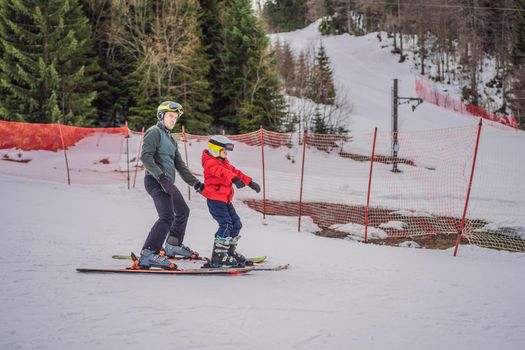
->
xmin=1 ymin=23 xmax=525 ymax=350
xmin=1 ymin=174 xmax=524 ymax=350
xmin=270 ymin=22 xmax=520 ymax=133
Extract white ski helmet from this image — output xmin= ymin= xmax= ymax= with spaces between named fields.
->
xmin=208 ymin=135 xmax=234 ymax=157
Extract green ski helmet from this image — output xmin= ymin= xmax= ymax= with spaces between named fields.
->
xmin=157 ymin=101 xmax=184 ymax=120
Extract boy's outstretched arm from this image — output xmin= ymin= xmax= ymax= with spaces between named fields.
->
xmin=228 ymin=164 xmax=260 ymax=192
xmin=226 ymin=163 xmax=252 ymax=185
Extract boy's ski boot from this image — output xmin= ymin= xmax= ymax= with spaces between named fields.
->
xmin=228 ymin=236 xmax=253 ymax=266
xmin=164 ymin=236 xmax=199 ymax=259
xmin=202 ymin=237 xmax=242 ymax=268
xmin=135 ymin=249 xmax=177 ymax=270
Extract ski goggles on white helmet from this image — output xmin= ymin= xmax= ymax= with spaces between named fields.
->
xmin=208 ymin=135 xmax=234 ymax=157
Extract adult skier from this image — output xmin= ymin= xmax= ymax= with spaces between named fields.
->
xmin=138 ymin=101 xmax=204 ymax=269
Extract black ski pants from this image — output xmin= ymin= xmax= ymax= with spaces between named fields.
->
xmin=142 ymin=174 xmax=190 ymax=252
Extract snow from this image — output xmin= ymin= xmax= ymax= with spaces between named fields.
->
xmin=329 ymin=222 xmax=388 ymax=240
xmin=379 ymin=221 xmax=407 ymax=231
xmin=1 ymin=22 xmax=525 ymax=350
xmin=1 ymin=174 xmax=525 ymax=349
xmin=391 ymin=210 xmax=434 ymax=218
xmin=398 ymin=240 xmax=421 ymax=249
xmin=477 ymin=222 xmax=525 ymax=240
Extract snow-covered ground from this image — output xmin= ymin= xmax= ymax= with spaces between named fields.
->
xmin=1 ymin=174 xmax=524 ymax=350
xmin=1 ymin=23 xmax=525 ymax=349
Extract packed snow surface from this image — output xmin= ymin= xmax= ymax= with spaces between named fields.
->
xmin=1 ymin=175 xmax=524 ymax=350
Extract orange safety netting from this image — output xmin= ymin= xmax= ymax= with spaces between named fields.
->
xmin=178 ymin=126 xmax=524 ymax=253
xmin=416 ymin=79 xmax=519 ymax=129
xmin=0 ymin=120 xmax=137 ymax=184
xmin=1 ymin=120 xmax=524 ymax=253
xmin=0 ymin=120 xmax=127 ymax=151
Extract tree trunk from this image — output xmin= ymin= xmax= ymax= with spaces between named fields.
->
xmin=399 ymin=31 xmax=405 ymax=62
xmin=470 ymin=44 xmax=479 ymax=106
xmin=393 ymin=27 xmax=398 ymax=50
xmin=419 ymin=34 xmax=425 ymax=75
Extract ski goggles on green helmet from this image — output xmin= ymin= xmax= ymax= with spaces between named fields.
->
xmin=157 ymin=101 xmax=184 ymax=118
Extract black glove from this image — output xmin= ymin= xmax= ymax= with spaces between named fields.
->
xmin=232 ymin=177 xmax=245 ymax=189
xmin=193 ymin=181 xmax=204 ymax=193
xmin=157 ymin=174 xmax=177 ymax=195
xmin=248 ymin=181 xmax=261 ymax=193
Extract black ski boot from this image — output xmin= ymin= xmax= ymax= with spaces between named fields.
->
xmin=228 ymin=236 xmax=252 ymax=266
xmin=202 ymin=237 xmax=240 ymax=268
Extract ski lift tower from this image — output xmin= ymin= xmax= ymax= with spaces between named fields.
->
xmin=391 ymin=78 xmax=423 ymax=172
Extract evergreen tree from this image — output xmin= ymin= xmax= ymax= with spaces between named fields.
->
xmin=294 ymin=50 xmax=311 ymax=97
xmin=513 ymin=0 xmax=525 ymax=65
xmin=311 ymin=106 xmax=329 ymax=133
xmin=263 ymin=0 xmax=309 ymax=33
xmin=201 ymin=0 xmax=286 ymax=133
xmin=280 ymin=42 xmax=296 ymax=94
xmin=197 ymin=0 xmax=225 ymax=132
xmin=309 ymin=42 xmax=336 ymax=105
xmin=0 ymin=0 xmax=98 ymax=124
xmin=318 ymin=0 xmax=341 ymax=35
xmin=81 ymin=0 xmax=132 ymax=127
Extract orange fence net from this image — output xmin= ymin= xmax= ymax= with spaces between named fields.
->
xmin=416 ymin=79 xmax=520 ymax=129
xmin=0 ymin=120 xmax=139 ymax=184
xmin=1 ymin=120 xmax=524 ymax=253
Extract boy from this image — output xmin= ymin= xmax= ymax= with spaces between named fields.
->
xmin=201 ymin=135 xmax=261 ymax=267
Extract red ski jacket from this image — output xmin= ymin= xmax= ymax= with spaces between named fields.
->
xmin=201 ymin=150 xmax=252 ymax=203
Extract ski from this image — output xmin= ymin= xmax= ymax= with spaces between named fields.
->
xmin=76 ymin=266 xmax=254 ymax=275
xmin=109 ymin=254 xmax=286 ymax=271
xmin=253 ymin=263 xmax=290 ymax=271
xmin=111 ymin=254 xmax=206 ymax=261
xmin=111 ymin=254 xmax=267 ymax=264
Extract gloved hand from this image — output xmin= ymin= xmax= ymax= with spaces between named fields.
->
xmin=232 ymin=177 xmax=245 ymax=189
xmin=248 ymin=181 xmax=261 ymax=193
xmin=193 ymin=181 xmax=204 ymax=193
xmin=157 ymin=174 xmax=177 ymax=195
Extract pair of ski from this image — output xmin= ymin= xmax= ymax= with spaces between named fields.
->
xmin=76 ymin=253 xmax=289 ymax=276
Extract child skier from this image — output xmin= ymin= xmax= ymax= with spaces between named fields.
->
xmin=201 ymin=135 xmax=261 ymax=268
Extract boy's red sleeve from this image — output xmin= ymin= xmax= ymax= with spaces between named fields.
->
xmin=204 ymin=158 xmax=238 ymax=183
xmin=228 ymin=164 xmax=252 ymax=185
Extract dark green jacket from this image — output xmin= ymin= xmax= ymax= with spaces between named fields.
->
xmin=141 ymin=121 xmax=198 ymax=185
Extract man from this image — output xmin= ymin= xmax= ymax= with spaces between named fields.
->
xmin=138 ymin=101 xmax=204 ymax=269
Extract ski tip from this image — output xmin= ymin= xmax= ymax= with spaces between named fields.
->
xmin=112 ymin=254 xmax=132 ymax=260
xmin=248 ymin=256 xmax=267 ymax=263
